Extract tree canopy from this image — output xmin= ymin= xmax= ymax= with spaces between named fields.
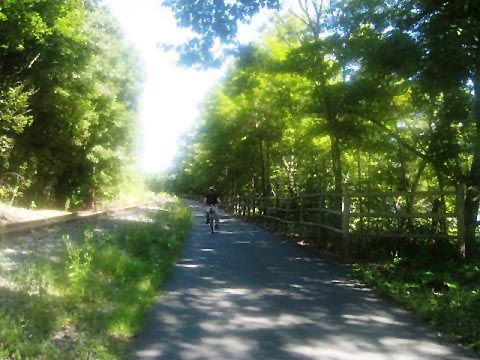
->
xmin=162 ymin=0 xmax=281 ymax=67
xmin=165 ymin=0 xmax=480 ymax=259
xmin=0 ymin=0 xmax=143 ymax=209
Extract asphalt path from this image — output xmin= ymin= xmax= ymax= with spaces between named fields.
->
xmin=131 ymin=201 xmax=477 ymax=360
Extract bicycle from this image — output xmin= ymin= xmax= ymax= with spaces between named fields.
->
xmin=207 ymin=205 xmax=217 ymax=234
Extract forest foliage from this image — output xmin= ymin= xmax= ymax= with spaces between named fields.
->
xmin=0 ymin=0 xmax=143 ymax=209
xmin=164 ymin=0 xmax=480 ymax=259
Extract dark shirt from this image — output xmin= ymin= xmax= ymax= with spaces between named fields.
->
xmin=205 ymin=191 xmax=219 ymax=205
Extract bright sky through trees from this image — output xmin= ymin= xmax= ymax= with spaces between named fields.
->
xmin=102 ymin=0 xmax=296 ymax=173
xmin=102 ymin=0 xmax=225 ymax=173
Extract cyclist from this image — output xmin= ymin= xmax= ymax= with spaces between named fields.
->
xmin=204 ymin=185 xmax=220 ymax=229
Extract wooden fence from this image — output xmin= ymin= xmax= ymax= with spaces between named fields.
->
xmin=223 ymin=187 xmax=468 ymax=255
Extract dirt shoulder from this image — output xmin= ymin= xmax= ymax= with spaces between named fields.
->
xmin=0 ymin=204 xmax=69 ymax=225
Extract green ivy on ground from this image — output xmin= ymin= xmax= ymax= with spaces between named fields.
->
xmin=352 ymin=252 xmax=480 ymax=354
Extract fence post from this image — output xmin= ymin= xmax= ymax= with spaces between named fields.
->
xmin=342 ymin=191 xmax=351 ymax=255
xmin=263 ymin=197 xmax=268 ymax=228
xmin=456 ymin=184 xmax=466 ymax=258
xmin=249 ymin=195 xmax=253 ymax=217
xmin=274 ymin=196 xmax=279 ymax=232
xmin=299 ymin=195 xmax=304 ymax=238
xmin=263 ymin=198 xmax=273 ymax=228
xmin=317 ymin=192 xmax=325 ymax=244
xmin=239 ymin=195 xmax=243 ymax=216
xmin=283 ymin=198 xmax=288 ymax=235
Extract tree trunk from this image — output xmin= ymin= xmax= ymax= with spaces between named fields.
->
xmin=330 ymin=133 xmax=343 ymax=195
xmin=266 ymin=140 xmax=272 ymax=196
xmin=396 ymin=140 xmax=411 ymax=230
xmin=464 ymin=189 xmax=479 ymax=260
xmin=464 ymin=70 xmax=480 ymax=260
xmin=259 ymin=138 xmax=268 ymax=197
xmin=434 ymin=167 xmax=448 ymax=234
xmin=401 ymin=159 xmax=427 ymax=232
xmin=324 ymin=96 xmax=344 ymax=235
xmin=329 ymin=131 xmax=343 ymax=233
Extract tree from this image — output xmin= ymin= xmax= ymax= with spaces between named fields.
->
xmin=162 ymin=0 xmax=281 ymax=67
xmin=168 ymin=0 xmax=478 ymax=259
xmin=0 ymin=0 xmax=143 ymax=208
xmin=340 ymin=0 xmax=480 ymax=258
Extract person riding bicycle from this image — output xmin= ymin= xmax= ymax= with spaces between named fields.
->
xmin=204 ymin=185 xmax=220 ymax=229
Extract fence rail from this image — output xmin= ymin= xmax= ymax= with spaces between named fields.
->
xmin=223 ymin=187 xmax=470 ymax=255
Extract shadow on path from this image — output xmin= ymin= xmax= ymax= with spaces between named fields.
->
xmin=132 ymin=201 xmax=477 ymax=360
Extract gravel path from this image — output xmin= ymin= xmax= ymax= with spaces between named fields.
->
xmin=132 ymin=201 xmax=478 ymax=360
xmin=0 ymin=206 xmax=155 ymax=291
xmin=0 ymin=204 xmax=69 ymax=225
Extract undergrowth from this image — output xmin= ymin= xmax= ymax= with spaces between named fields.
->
xmin=0 ymin=197 xmax=191 ymax=359
xmin=351 ymin=242 xmax=480 ymax=354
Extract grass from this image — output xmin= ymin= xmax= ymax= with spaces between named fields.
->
xmin=351 ymin=246 xmax=480 ymax=354
xmin=0 ymin=196 xmax=191 ymax=359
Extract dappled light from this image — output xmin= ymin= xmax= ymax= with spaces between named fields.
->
xmin=1 ymin=0 xmax=479 ymax=357
xmin=132 ymin=202 xmax=474 ymax=359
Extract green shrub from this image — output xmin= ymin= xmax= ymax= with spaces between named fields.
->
xmin=353 ymin=256 xmax=480 ymax=353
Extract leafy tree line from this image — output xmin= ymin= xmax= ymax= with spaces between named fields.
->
xmin=164 ymin=0 xmax=480 ymax=259
xmin=0 ymin=0 xmax=143 ymax=209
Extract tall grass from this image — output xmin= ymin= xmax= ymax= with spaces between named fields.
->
xmin=0 ymin=198 xmax=191 ymax=359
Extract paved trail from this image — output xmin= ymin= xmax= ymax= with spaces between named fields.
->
xmin=132 ymin=201 xmax=477 ymax=360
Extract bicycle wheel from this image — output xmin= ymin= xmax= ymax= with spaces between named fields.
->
xmin=209 ymin=216 xmax=214 ymax=233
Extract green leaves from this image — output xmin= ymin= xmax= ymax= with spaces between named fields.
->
xmin=163 ymin=0 xmax=480 ymax=256
xmin=353 ymin=256 xmax=480 ymax=352
xmin=0 ymin=83 xmax=33 ymax=173
xmin=162 ymin=0 xmax=281 ymax=67
xmin=0 ymin=0 xmax=143 ymax=208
